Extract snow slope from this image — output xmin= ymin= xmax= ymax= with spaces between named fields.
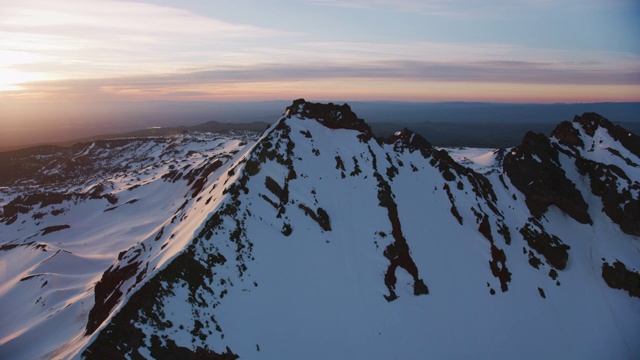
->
xmin=0 ymin=132 xmax=258 ymax=359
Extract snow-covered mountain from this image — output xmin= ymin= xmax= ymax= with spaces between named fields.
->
xmin=1 ymin=100 xmax=639 ymax=359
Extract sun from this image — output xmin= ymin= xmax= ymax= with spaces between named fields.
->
xmin=0 ymin=68 xmax=45 ymax=91
xmin=0 ymin=47 xmax=48 ymax=91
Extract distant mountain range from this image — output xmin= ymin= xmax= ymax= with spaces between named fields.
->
xmin=3 ymin=101 xmax=639 ymax=150
xmin=68 ymin=120 xmax=270 ymax=146
xmin=1 ymin=100 xmax=639 ymax=359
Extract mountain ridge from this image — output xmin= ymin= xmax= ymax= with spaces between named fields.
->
xmin=1 ymin=99 xmax=639 ymax=359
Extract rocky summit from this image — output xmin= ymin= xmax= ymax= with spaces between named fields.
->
xmin=1 ymin=100 xmax=639 ymax=359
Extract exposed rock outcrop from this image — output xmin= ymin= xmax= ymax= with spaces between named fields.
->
xmin=285 ymin=98 xmax=374 ymax=141
xmin=551 ymin=121 xmax=584 ymax=150
xmin=602 ymin=260 xmax=640 ymax=298
xmin=576 ymin=158 xmax=640 ymax=235
xmin=574 ymin=113 xmax=640 ymax=158
xmin=388 ymin=128 xmax=433 ymax=157
xmin=504 ymin=131 xmax=591 ymax=224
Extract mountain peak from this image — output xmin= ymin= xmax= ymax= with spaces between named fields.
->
xmin=284 ymin=98 xmax=374 ymax=139
xmin=573 ymin=112 xmax=614 ymax=136
xmin=504 ymin=130 xmax=592 ymax=225
xmin=387 ymin=128 xmax=433 ymax=154
xmin=579 ymin=112 xmax=640 ymax=158
xmin=2 ymin=104 xmax=640 ymax=359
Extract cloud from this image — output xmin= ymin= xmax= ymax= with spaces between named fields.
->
xmin=0 ymin=0 xmax=294 ymax=83
xmin=10 ymin=59 xmax=639 ymax=99
xmin=0 ymin=0 xmax=280 ymax=37
xmin=2 ymin=0 xmax=637 ymax=102
xmin=307 ymin=0 xmax=635 ymax=13
xmin=305 ymin=0 xmax=540 ymax=17
xmin=162 ymin=90 xmax=213 ymax=97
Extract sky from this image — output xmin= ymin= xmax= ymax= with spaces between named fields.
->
xmin=0 ymin=0 xmax=640 ymax=148
xmin=1 ymin=0 xmax=639 ymax=105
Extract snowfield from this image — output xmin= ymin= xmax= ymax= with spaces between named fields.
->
xmin=0 ymin=132 xmax=257 ymax=359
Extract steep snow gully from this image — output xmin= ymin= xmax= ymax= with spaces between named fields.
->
xmin=1 ymin=99 xmax=639 ymax=359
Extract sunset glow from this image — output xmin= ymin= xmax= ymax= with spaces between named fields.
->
xmin=2 ymin=2 xmax=640 ymax=358
xmin=0 ymin=0 xmax=639 ymax=150
xmin=1 ymin=0 xmax=638 ymax=104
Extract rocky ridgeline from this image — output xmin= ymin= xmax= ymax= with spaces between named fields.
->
xmin=77 ymin=100 xmax=640 ymax=358
xmin=529 ymin=113 xmax=639 ymax=234
xmin=507 ymin=112 xmax=640 ymax=294
xmin=556 ymin=113 xmax=640 ymax=236
xmin=285 ymin=98 xmax=374 ymax=140
xmin=2 ymin=100 xmax=638 ymax=359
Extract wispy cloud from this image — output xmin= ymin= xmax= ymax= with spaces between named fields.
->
xmin=1 ymin=0 xmax=281 ymax=37
xmin=0 ymin=0 xmax=293 ymax=85
xmin=10 ymin=60 xmax=639 ymax=98
xmin=307 ymin=0 xmax=636 ymax=14
xmin=1 ymin=0 xmax=638 ymax=102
